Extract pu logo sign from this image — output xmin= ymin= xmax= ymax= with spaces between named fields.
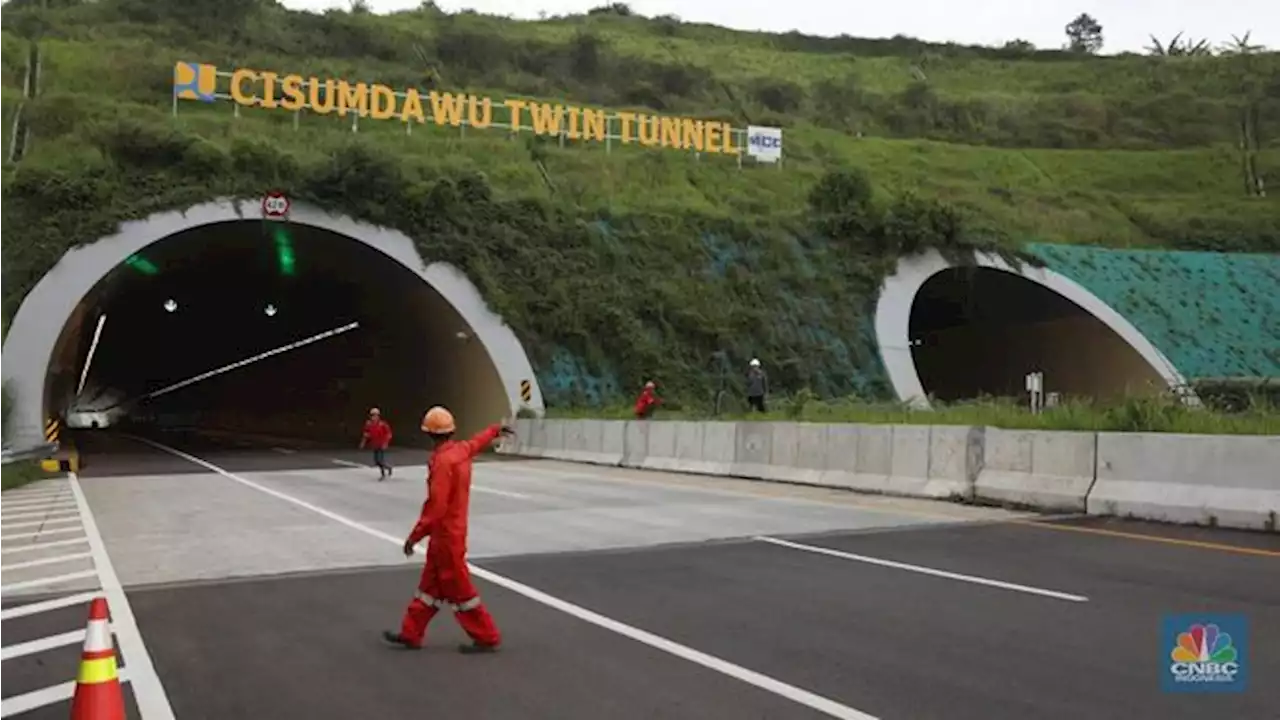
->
xmin=1162 ymin=615 xmax=1248 ymax=693
xmin=173 ymin=62 xmax=217 ymax=103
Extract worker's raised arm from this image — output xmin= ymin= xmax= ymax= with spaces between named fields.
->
xmin=460 ymin=423 xmax=504 ymax=459
xmin=407 ymin=465 xmax=454 ymax=546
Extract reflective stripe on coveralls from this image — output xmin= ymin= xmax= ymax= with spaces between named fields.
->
xmin=416 ymin=590 xmax=483 ymax=612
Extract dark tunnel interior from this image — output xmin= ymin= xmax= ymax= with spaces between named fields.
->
xmin=46 ymin=221 xmax=509 ymax=446
xmin=907 ymin=267 xmax=1165 ymax=403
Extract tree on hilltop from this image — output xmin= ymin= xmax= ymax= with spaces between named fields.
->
xmin=1145 ymin=32 xmax=1211 ymax=57
xmin=1065 ymin=13 xmax=1103 ymax=54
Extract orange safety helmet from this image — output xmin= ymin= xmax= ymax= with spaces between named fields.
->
xmin=421 ymin=406 xmax=456 ymax=435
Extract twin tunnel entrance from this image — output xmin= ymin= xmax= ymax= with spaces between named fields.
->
xmin=5 ymin=201 xmax=1188 ymax=445
xmin=4 ymin=200 xmax=544 ymax=447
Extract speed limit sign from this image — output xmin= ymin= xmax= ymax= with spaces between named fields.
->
xmin=262 ymin=191 xmax=290 ymax=221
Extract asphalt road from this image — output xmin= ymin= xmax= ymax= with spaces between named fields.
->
xmin=4 ymin=429 xmax=1276 ymax=720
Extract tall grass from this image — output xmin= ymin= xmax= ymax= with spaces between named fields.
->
xmin=547 ymin=394 xmax=1280 ymax=435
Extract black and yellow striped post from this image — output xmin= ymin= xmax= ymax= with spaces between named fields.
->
xmin=38 ymin=416 xmax=79 ymax=473
xmin=519 ymin=379 xmax=532 ymax=404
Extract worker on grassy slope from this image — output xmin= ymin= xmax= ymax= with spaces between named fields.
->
xmin=383 ymin=405 xmax=514 ymax=654
xmin=634 ymin=380 xmax=661 ymax=419
xmin=359 ymin=407 xmax=394 ymax=480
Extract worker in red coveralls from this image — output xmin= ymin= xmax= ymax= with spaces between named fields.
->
xmin=359 ymin=407 xmax=394 ymax=480
xmin=383 ymin=406 xmax=514 ymax=654
xmin=634 ymin=381 xmax=661 ymax=419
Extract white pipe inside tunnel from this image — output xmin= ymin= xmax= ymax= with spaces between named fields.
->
xmin=2 ymin=200 xmax=545 ymax=447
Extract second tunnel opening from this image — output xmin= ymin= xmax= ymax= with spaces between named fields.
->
xmin=47 ymin=220 xmax=509 ymax=445
xmin=907 ymin=266 xmax=1167 ymax=403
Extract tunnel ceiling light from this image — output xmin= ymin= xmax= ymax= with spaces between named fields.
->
xmin=163 ymin=298 xmax=178 ymax=313
xmin=264 ymin=304 xmax=278 ymax=317
xmin=125 ymin=254 xmax=159 ymax=276
xmin=272 ymin=225 xmax=296 ymax=277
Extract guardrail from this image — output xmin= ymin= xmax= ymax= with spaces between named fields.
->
xmin=497 ymin=418 xmax=1280 ymax=532
xmin=1 ymin=441 xmax=59 ymax=465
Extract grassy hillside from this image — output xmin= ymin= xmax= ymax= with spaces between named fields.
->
xmin=2 ymin=0 xmax=1278 ymax=411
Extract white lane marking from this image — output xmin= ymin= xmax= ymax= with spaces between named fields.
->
xmin=134 ymin=435 xmax=880 ymax=720
xmin=472 ymin=485 xmax=533 ymax=500
xmin=2 ymin=551 xmax=94 ymax=572
xmin=327 ymin=456 xmax=532 ymax=497
xmin=0 ymin=670 xmax=132 ymax=718
xmin=1 ymin=526 xmax=85 ymax=541
xmin=2 ymin=507 xmax=80 ymax=522
xmin=272 ymin=447 xmax=297 ymax=455
xmin=69 ymin=473 xmax=176 ymax=720
xmin=1 ymin=537 xmax=90 ymax=556
xmin=1 ymin=516 xmax=82 ymax=531
xmin=2 ymin=496 xmax=75 ymax=509
xmin=755 ymin=536 xmax=1089 ymax=603
xmin=2 ymin=481 xmax=70 ymax=491
xmin=1 ymin=628 xmax=99 ymax=661
xmin=2 ymin=490 xmax=74 ymax=501
xmin=0 ymin=590 xmax=102 ymax=621
xmin=1 ymin=569 xmax=97 ymax=593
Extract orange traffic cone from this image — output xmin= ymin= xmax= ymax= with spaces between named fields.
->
xmin=69 ymin=597 xmax=125 ymax=720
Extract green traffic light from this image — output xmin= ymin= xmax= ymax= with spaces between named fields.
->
xmin=272 ymin=225 xmax=296 ymax=276
xmin=125 ymin=254 xmax=159 ymax=276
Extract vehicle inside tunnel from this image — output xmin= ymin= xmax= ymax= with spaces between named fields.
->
xmin=907 ymin=266 xmax=1167 ymax=403
xmin=43 ymin=220 xmax=512 ymax=445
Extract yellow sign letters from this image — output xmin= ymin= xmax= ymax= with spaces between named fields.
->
xmin=187 ymin=63 xmax=740 ymax=155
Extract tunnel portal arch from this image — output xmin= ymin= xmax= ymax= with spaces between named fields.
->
xmin=1 ymin=199 xmax=544 ymax=445
xmin=873 ymin=250 xmax=1194 ymax=409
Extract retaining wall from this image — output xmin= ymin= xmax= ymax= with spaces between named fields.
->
xmin=497 ymin=419 xmax=1279 ymax=532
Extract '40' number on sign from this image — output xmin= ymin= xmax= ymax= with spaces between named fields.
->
xmin=263 ymin=195 xmax=289 ymax=216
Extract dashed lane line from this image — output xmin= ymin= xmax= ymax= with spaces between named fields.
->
xmin=0 ymin=590 xmax=103 ymax=621
xmin=326 ymin=457 xmax=534 ymax=500
xmin=134 ymin=434 xmax=881 ymax=720
xmin=2 ymin=487 xmax=73 ymax=500
xmin=1 ymin=498 xmax=78 ymax=510
xmin=1 ymin=537 xmax=90 ymax=556
xmin=69 ymin=473 xmax=176 ymax=720
xmin=1 ymin=526 xmax=85 ymax=542
xmin=2 ymin=551 xmax=94 ymax=572
xmin=2 ymin=507 xmax=81 ymax=522
xmin=1 ymin=569 xmax=98 ymax=594
xmin=2 ymin=516 xmax=83 ymax=531
xmin=754 ymin=536 xmax=1089 ymax=603
xmin=1 ymin=627 xmax=113 ymax=662
xmin=1 ymin=669 xmax=133 ymax=718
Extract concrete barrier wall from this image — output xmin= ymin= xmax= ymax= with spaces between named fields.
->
xmin=1088 ymin=432 xmax=1280 ymax=531
xmin=497 ymin=419 xmax=1280 ymax=532
xmin=976 ymin=428 xmax=1097 ymax=512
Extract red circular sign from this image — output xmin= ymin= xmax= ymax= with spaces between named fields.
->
xmin=262 ymin=191 xmax=290 ymax=219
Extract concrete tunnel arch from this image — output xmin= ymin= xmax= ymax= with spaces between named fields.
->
xmin=1 ymin=198 xmax=545 ymax=445
xmin=874 ymin=249 xmax=1195 ymax=409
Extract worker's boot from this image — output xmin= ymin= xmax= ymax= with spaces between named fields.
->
xmin=382 ymin=631 xmax=422 ymax=650
xmin=458 ymin=641 xmax=500 ymax=654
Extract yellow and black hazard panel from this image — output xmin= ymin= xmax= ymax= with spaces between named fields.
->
xmin=519 ymin=379 xmax=533 ymax=404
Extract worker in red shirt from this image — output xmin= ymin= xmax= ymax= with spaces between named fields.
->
xmin=634 ymin=380 xmax=661 ymax=419
xmin=359 ymin=407 xmax=394 ymax=480
xmin=383 ymin=405 xmax=514 ymax=654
